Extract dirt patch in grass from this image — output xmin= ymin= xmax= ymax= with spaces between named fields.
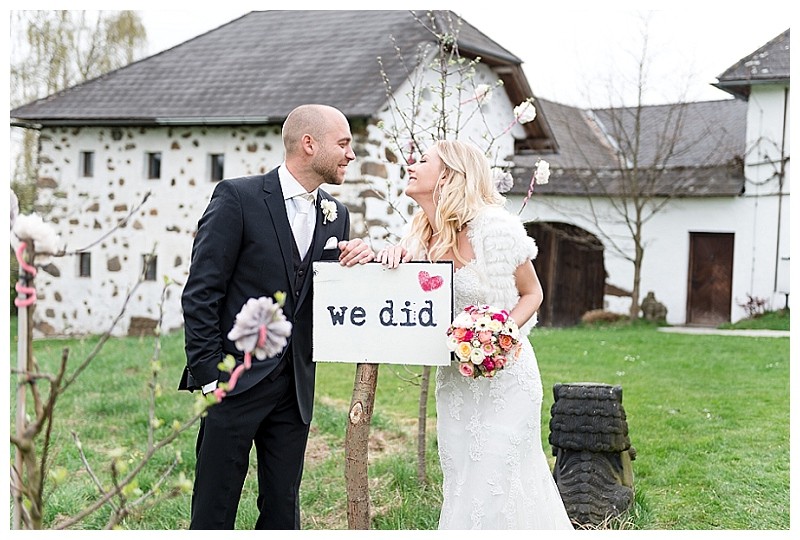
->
xmin=305 ymin=428 xmax=332 ymax=465
xmin=302 ymin=507 xmax=348 ymax=530
xmin=312 ymin=395 xmax=413 ymax=461
xmin=367 ymin=428 xmax=408 ymax=458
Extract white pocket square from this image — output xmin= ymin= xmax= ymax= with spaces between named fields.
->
xmin=323 ymin=236 xmax=339 ymax=250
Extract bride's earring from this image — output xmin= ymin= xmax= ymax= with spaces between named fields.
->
xmin=434 ymin=175 xmax=446 ymax=206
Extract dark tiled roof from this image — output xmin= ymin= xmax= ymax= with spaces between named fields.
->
xmin=592 ymin=99 xmax=747 ymax=168
xmin=714 ymin=29 xmax=790 ymax=99
xmin=10 ymin=10 xmax=522 ymax=125
xmin=510 ymin=99 xmax=747 ymax=197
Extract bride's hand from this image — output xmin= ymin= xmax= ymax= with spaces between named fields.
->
xmin=376 ymin=245 xmax=410 ymax=269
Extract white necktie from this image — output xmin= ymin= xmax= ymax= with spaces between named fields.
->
xmin=292 ymin=193 xmax=315 ymax=259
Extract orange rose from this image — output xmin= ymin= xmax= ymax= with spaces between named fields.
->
xmin=498 ymin=334 xmax=514 ymax=350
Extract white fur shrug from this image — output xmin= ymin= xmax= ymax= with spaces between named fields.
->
xmin=406 ymin=205 xmax=540 ymax=334
xmin=465 ymin=206 xmax=540 ymax=334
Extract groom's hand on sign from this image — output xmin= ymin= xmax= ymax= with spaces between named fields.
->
xmin=377 ymin=245 xmax=411 ymax=269
xmin=338 ymin=239 xmax=375 ymax=267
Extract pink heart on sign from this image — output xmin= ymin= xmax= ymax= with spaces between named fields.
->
xmin=418 ymin=270 xmax=443 ymax=292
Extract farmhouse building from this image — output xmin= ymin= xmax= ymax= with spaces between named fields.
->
xmin=10 ymin=12 xmax=789 ymax=335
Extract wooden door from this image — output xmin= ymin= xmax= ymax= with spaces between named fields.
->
xmin=686 ymin=232 xmax=734 ymax=326
xmin=527 ymin=222 xmax=605 ymax=327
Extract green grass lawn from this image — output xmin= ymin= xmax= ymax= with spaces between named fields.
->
xmin=719 ymin=308 xmax=790 ymax=331
xmin=8 ymin=317 xmax=790 ymax=529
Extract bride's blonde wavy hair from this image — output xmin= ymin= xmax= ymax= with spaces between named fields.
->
xmin=403 ymin=140 xmax=505 ymax=264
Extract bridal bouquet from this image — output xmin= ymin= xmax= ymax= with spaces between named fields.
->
xmin=445 ymin=304 xmax=522 ymax=378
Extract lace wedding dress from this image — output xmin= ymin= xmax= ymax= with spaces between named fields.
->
xmin=433 ymin=206 xmax=573 ymax=530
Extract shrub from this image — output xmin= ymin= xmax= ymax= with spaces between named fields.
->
xmin=737 ymin=294 xmax=769 ymax=318
xmin=580 ymin=309 xmax=628 ymax=325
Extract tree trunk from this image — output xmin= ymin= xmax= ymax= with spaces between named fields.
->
xmin=13 ymin=252 xmax=38 ymax=528
xmin=13 ymin=297 xmax=28 ymax=529
xmin=416 ymin=365 xmax=431 ymax=484
xmin=629 ymin=232 xmax=644 ymax=320
xmin=344 ymin=363 xmax=379 ymax=530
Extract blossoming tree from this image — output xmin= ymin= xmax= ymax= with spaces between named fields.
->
xmin=343 ymin=10 xmax=552 ymax=528
xmin=9 ymin=190 xmax=212 ymax=529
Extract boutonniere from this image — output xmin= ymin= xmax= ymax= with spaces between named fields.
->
xmin=320 ymin=199 xmax=338 ymax=224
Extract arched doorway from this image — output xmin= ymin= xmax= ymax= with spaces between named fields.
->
xmin=526 ymin=222 xmax=605 ymax=327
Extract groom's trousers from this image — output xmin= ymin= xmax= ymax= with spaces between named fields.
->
xmin=189 ymin=364 xmax=310 ymax=529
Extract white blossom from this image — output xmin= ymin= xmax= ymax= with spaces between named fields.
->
xmin=473 ymin=83 xmax=493 ymax=103
xmin=11 ymin=212 xmax=64 ymax=263
xmin=513 ymin=100 xmax=537 ymax=124
xmin=227 ymin=296 xmax=293 ymax=360
xmin=492 ymin=168 xmax=514 ymax=194
xmin=534 ymin=159 xmax=550 ymax=185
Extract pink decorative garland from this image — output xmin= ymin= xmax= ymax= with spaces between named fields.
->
xmin=213 ymin=324 xmax=268 ymax=401
xmin=14 ymin=242 xmax=37 ymax=308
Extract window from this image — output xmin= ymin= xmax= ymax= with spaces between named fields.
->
xmin=142 ymin=254 xmax=157 ymax=281
xmin=210 ymin=154 xmax=224 ymax=181
xmin=78 ymin=252 xmax=91 ymax=277
xmin=147 ymin=152 xmax=162 ymax=179
xmin=80 ymin=151 xmax=94 ymax=178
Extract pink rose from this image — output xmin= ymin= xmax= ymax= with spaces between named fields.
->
xmin=482 ymin=358 xmax=495 ymax=372
xmin=459 ymin=363 xmax=475 ymax=377
xmin=491 ymin=311 xmax=507 ymax=323
xmin=452 ymin=327 xmax=468 ymax=340
xmin=478 ymin=330 xmax=493 ymax=343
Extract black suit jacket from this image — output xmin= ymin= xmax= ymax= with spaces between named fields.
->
xmin=178 ymin=168 xmax=350 ymax=423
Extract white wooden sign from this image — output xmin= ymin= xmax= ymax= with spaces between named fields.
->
xmin=312 ymin=261 xmax=453 ymax=366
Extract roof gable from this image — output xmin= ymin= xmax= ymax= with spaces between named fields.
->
xmin=714 ymin=29 xmax=790 ymax=99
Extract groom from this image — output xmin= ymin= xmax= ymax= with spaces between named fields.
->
xmin=179 ymin=104 xmax=374 ymax=529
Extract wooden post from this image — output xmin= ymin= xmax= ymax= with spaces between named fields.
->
xmin=13 ymin=253 xmax=33 ymax=529
xmin=416 ymin=365 xmax=431 ymax=484
xmin=344 ymin=363 xmax=379 ymax=529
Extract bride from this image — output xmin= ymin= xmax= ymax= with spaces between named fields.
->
xmin=377 ymin=140 xmax=573 ymax=529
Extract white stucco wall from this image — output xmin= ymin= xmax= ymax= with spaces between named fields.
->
xmin=743 ymin=85 xmax=791 ymax=305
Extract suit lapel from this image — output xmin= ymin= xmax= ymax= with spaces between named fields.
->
xmin=262 ymin=170 xmax=295 ymax=293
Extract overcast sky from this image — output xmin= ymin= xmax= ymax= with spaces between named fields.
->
xmin=138 ymin=1 xmax=790 ymax=108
